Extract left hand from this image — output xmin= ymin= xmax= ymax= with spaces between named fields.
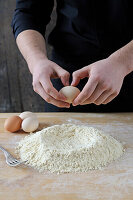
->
xmin=71 ymin=56 xmax=128 ymax=106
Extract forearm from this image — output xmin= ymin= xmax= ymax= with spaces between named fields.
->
xmin=109 ymin=40 xmax=133 ymax=75
xmin=16 ymin=30 xmax=48 ymax=74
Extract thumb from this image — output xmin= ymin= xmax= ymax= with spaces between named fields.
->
xmin=56 ymin=66 xmax=70 ymax=86
xmin=71 ymin=66 xmax=90 ymax=86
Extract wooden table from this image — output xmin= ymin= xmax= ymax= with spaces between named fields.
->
xmin=0 ymin=113 xmax=133 ymax=200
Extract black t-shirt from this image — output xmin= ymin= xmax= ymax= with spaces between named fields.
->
xmin=12 ymin=0 xmax=133 ymax=61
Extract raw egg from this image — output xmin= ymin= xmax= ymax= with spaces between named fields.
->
xmin=4 ymin=116 xmax=22 ymax=133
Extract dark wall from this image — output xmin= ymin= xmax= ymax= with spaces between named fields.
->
xmin=0 ymin=0 xmax=56 ymax=112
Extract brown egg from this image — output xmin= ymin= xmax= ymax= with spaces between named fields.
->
xmin=4 ymin=116 xmax=22 ymax=133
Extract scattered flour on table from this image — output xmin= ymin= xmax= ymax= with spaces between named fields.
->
xmin=16 ymin=124 xmax=124 ymax=174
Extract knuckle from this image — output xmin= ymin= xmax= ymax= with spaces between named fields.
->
xmin=61 ymin=71 xmax=69 ymax=77
xmin=57 ymin=103 xmax=65 ymax=108
xmin=108 ymin=87 xmax=113 ymax=92
xmin=45 ymin=96 xmax=51 ymax=103
xmin=96 ymin=103 xmax=101 ymax=105
xmin=102 ymin=101 xmax=107 ymax=105
xmin=32 ymin=81 xmax=36 ymax=87
xmin=60 ymin=72 xmax=66 ymax=77
xmin=65 ymin=71 xmax=70 ymax=77
xmin=113 ymin=90 xmax=119 ymax=96
xmin=45 ymin=87 xmax=51 ymax=94
xmin=73 ymin=71 xmax=79 ymax=77
xmin=33 ymin=87 xmax=37 ymax=93
xmin=94 ymin=101 xmax=101 ymax=105
xmin=87 ymin=97 xmax=93 ymax=102
xmin=102 ymin=82 xmax=109 ymax=90
xmin=93 ymin=74 xmax=100 ymax=82
xmin=33 ymin=83 xmax=38 ymax=92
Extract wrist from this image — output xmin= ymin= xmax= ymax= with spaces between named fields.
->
xmin=108 ymin=52 xmax=132 ymax=76
xmin=27 ymin=54 xmax=48 ymax=74
xmin=27 ymin=52 xmax=48 ymax=65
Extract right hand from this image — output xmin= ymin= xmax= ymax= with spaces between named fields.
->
xmin=31 ymin=59 xmax=70 ymax=108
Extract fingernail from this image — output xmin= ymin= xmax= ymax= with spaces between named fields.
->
xmin=72 ymin=101 xmax=75 ymax=106
xmin=66 ymin=105 xmax=70 ymax=108
xmin=71 ymin=82 xmax=73 ymax=86
xmin=73 ymin=103 xmax=77 ymax=106
xmin=71 ymin=82 xmax=75 ymax=86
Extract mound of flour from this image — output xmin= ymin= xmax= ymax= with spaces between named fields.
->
xmin=16 ymin=124 xmax=124 ymax=173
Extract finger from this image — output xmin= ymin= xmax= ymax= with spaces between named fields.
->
xmin=55 ymin=66 xmax=70 ymax=86
xmin=94 ymin=90 xmax=113 ymax=105
xmin=33 ymin=82 xmax=70 ymax=108
xmin=80 ymin=90 xmax=111 ymax=105
xmin=71 ymin=66 xmax=89 ymax=86
xmin=40 ymin=77 xmax=66 ymax=101
xmin=102 ymin=94 xmax=117 ymax=104
xmin=80 ymin=83 xmax=106 ymax=105
xmin=72 ymin=76 xmax=98 ymax=106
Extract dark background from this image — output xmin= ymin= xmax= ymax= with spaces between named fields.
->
xmin=0 ymin=0 xmax=56 ymax=112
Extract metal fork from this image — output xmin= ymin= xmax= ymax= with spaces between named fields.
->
xmin=0 ymin=145 xmax=24 ymax=167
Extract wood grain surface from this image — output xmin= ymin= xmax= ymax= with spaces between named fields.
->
xmin=0 ymin=0 xmax=56 ymax=112
xmin=0 ymin=112 xmax=133 ymax=200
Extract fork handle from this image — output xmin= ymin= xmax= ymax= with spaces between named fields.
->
xmin=0 ymin=146 xmax=10 ymax=156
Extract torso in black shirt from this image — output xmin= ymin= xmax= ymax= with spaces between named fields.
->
xmin=48 ymin=0 xmax=133 ymax=61
xmin=12 ymin=0 xmax=133 ymax=112
xmin=12 ymin=0 xmax=133 ymax=61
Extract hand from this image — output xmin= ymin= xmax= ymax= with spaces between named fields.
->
xmin=71 ymin=57 xmax=128 ymax=106
xmin=31 ymin=59 xmax=70 ymax=108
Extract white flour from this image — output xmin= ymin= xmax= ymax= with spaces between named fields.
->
xmin=16 ymin=124 xmax=124 ymax=174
